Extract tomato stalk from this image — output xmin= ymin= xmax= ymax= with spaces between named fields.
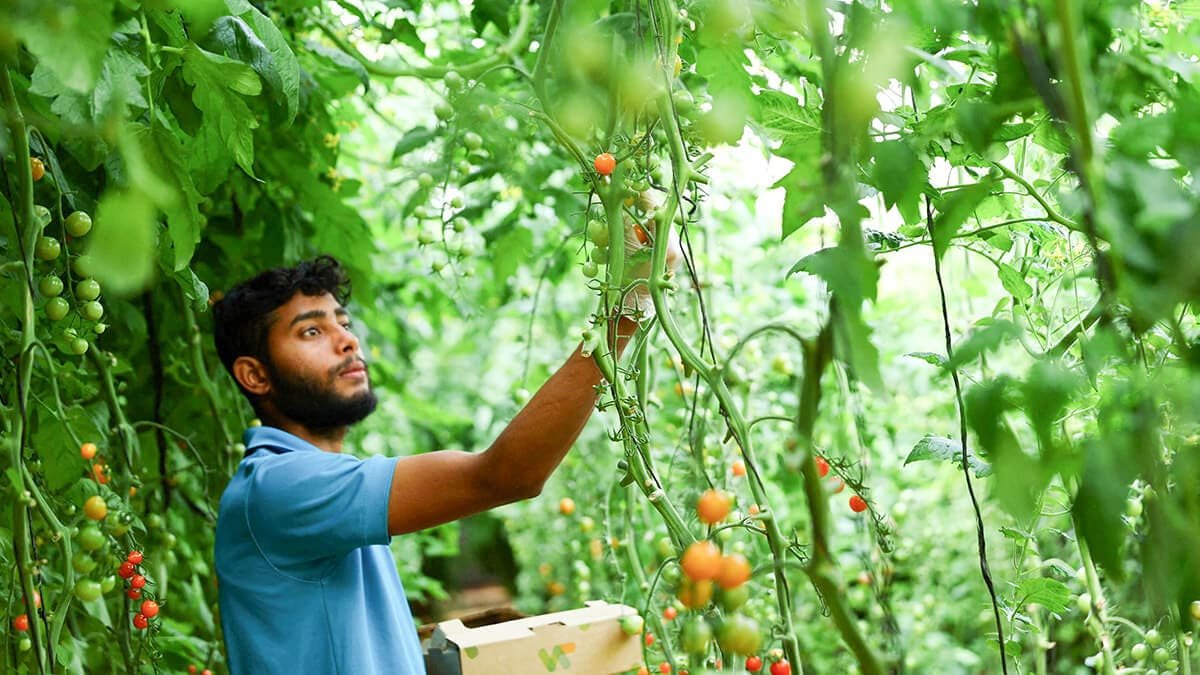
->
xmin=179 ymin=295 xmax=236 ymax=472
xmin=1 ymin=59 xmax=54 ymax=675
xmin=1071 ymin=508 xmax=1118 ymax=675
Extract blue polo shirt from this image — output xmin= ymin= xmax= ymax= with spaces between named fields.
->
xmin=215 ymin=426 xmax=425 ymax=674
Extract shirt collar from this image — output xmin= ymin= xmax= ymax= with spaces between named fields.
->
xmin=242 ymin=426 xmax=322 ymax=457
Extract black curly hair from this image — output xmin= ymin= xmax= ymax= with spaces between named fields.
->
xmin=212 ymin=255 xmax=352 ymax=398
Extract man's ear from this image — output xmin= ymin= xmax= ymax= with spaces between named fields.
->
xmin=233 ymin=356 xmax=271 ymax=396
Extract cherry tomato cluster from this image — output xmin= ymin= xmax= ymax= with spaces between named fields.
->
xmin=117 ymin=550 xmax=159 ymax=629
xmin=814 ymin=456 xmax=869 ymax=514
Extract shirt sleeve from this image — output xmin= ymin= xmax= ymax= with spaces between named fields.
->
xmin=245 ymin=451 xmax=401 ymax=569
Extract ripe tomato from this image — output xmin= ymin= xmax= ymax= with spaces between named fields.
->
xmin=140 ymin=600 xmax=159 ymax=618
xmin=84 ymin=495 xmax=108 ymax=521
xmin=637 ymin=668 xmax=649 ymax=675
xmin=127 ymin=588 xmax=141 ymax=600
xmin=12 ymin=614 xmax=29 ymax=631
xmin=770 ymin=660 xmax=792 ymax=675
xmin=731 ymin=460 xmax=746 ymax=477
xmin=815 ymin=456 xmax=830 ymax=478
xmin=31 ymin=158 xmax=45 ymax=181
xmin=632 ymin=222 xmax=649 ymax=245
xmin=644 ymin=632 xmax=655 ymax=647
xmin=658 ymin=663 xmax=670 ymax=674
xmin=118 ymin=561 xmax=136 ymax=579
xmin=558 ymin=498 xmax=576 ymax=516
xmin=696 ymin=489 xmax=731 ymax=525
xmin=680 ymin=540 xmax=722 ymax=582
xmin=715 ymin=553 xmax=752 ymax=590
xmin=593 ymin=152 xmax=616 ymax=176
xmin=133 ymin=613 xmax=149 ymax=630
xmin=676 ymin=578 xmax=714 ymax=609
xmin=92 ymin=463 xmax=108 ymax=484
xmin=849 ymin=495 xmax=868 ymax=513
xmin=127 ymin=550 xmax=144 ymax=565
xmin=745 ymin=656 xmax=763 ymax=672
xmin=80 ymin=442 xmax=98 ymax=460
xmin=130 ymin=575 xmax=146 ymax=590
xmin=662 ymin=606 xmax=678 ymax=621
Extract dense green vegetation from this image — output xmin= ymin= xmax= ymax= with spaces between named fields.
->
xmin=2 ymin=0 xmax=1198 ymax=673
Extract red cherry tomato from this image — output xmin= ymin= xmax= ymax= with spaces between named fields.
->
xmin=745 ymin=656 xmax=763 ymax=672
xmin=662 ymin=606 xmax=678 ymax=621
xmin=849 ymin=495 xmax=868 ymax=513
xmin=127 ymin=550 xmax=144 ymax=565
xmin=815 ymin=456 xmax=830 ymax=477
xmin=118 ymin=561 xmax=136 ymax=578
xmin=127 ymin=588 xmax=142 ymax=600
xmin=140 ymin=600 xmax=159 ymax=618
xmin=594 ymin=152 xmax=616 ymax=176
xmin=770 ymin=660 xmax=792 ymax=675
xmin=133 ymin=613 xmax=149 ymax=630
xmin=130 ymin=574 xmax=147 ymax=590
xmin=12 ymin=614 xmax=30 ymax=632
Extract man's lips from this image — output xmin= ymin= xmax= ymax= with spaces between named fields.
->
xmin=338 ymin=362 xmax=368 ymax=378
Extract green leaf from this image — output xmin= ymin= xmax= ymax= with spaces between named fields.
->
xmin=182 ymin=43 xmax=262 ymax=176
xmin=218 ymin=2 xmax=301 ymax=122
xmin=491 ymin=226 xmax=534 ymax=289
xmin=905 ymin=351 xmax=948 ymax=368
xmin=392 ymin=127 xmax=438 ymax=161
xmin=1016 ymin=578 xmax=1071 ymax=614
xmin=92 ymin=43 xmax=151 ymax=118
xmin=470 ymin=0 xmax=511 ymax=35
xmin=997 ymin=262 xmax=1033 ymax=301
xmin=948 ymin=319 xmax=1018 ymax=369
xmin=774 ymin=157 xmax=823 ymax=241
xmin=873 ymin=140 xmax=925 ymax=225
xmin=133 ymin=117 xmax=203 ymax=270
xmin=13 ymin=4 xmax=114 ymax=92
xmin=904 ymin=434 xmax=992 ymax=478
xmin=88 ymin=189 xmax=158 ymax=295
xmin=933 ymin=179 xmax=995 ymax=260
xmin=303 ymin=42 xmax=370 ymax=97
xmin=33 ymin=405 xmax=105 ymax=491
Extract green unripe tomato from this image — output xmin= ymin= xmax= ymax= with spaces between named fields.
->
xmin=162 ymin=532 xmax=177 ymax=549
xmin=46 ymin=297 xmax=70 ymax=321
xmin=76 ymin=278 xmax=101 ymax=301
xmin=463 ymin=132 xmax=483 ymax=151
xmin=581 ymin=261 xmax=599 ymax=279
xmin=65 ymin=211 xmax=93 ymax=237
xmin=417 ymin=173 xmax=434 ymax=188
xmin=18 ymin=637 xmax=31 ymax=652
xmin=81 ymin=301 xmax=104 ymax=321
xmin=589 ymin=246 xmax=608 ymax=264
xmin=444 ymin=70 xmax=464 ymax=91
xmin=1191 ymin=600 xmax=1200 ymax=621
xmin=619 ymin=615 xmax=644 ymax=636
xmin=36 ymin=236 xmax=61 ymax=261
xmin=1132 ymin=643 xmax=1149 ymax=661
xmin=1154 ymin=647 xmax=1170 ymax=664
xmin=450 ymin=195 xmax=464 ymax=209
xmin=70 ymin=338 xmax=89 ymax=355
xmin=100 ymin=575 xmax=116 ymax=593
xmin=78 ymin=525 xmax=106 ymax=552
xmin=1146 ymin=629 xmax=1162 ymax=646
xmin=672 ymin=90 xmax=695 ymax=115
xmin=94 ymin=323 xmax=107 ymax=335
xmin=72 ymin=255 xmax=94 ymax=278
xmin=62 ymin=327 xmax=78 ymax=341
xmin=680 ymin=616 xmax=713 ymax=654
xmin=1076 ymin=593 xmax=1091 ymax=614
xmin=74 ymin=579 xmax=103 ymax=602
xmin=434 ymin=102 xmax=454 ymax=121
xmin=146 ymin=514 xmax=164 ymax=530
xmin=72 ymin=551 xmax=97 ymax=574
xmin=586 ymin=220 xmax=609 ymax=247
xmin=39 ymin=275 xmax=63 ymax=297
xmin=452 ymin=219 xmax=467 ymax=233
xmin=719 ymin=585 xmax=750 ymax=612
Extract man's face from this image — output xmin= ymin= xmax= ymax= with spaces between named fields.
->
xmin=261 ymin=292 xmax=376 ymax=430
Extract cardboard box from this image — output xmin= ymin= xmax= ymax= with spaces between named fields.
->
xmin=422 ymin=600 xmax=644 ymax=675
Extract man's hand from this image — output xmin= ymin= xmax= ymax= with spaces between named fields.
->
xmin=621 ymin=199 xmax=684 ymax=323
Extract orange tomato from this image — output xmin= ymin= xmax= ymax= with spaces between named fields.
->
xmin=676 ymin=577 xmax=714 ymax=609
xmin=731 ymin=460 xmax=746 ymax=477
xmin=558 ymin=497 xmax=576 ymax=516
xmin=696 ymin=489 xmax=731 ymax=525
xmin=83 ymin=495 xmax=107 ymax=521
xmin=594 ymin=152 xmax=616 ymax=176
xmin=680 ymin=540 xmax=722 ymax=582
xmin=80 ymin=442 xmax=98 ymax=460
xmin=716 ymin=553 xmax=752 ymax=590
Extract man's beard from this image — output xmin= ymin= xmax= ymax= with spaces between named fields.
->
xmin=264 ymin=357 xmax=378 ymax=430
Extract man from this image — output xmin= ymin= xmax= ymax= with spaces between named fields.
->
xmin=211 ymin=226 xmax=680 ymax=673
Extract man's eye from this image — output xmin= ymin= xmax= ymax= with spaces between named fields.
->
xmin=302 ymin=327 xmax=319 ymax=336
